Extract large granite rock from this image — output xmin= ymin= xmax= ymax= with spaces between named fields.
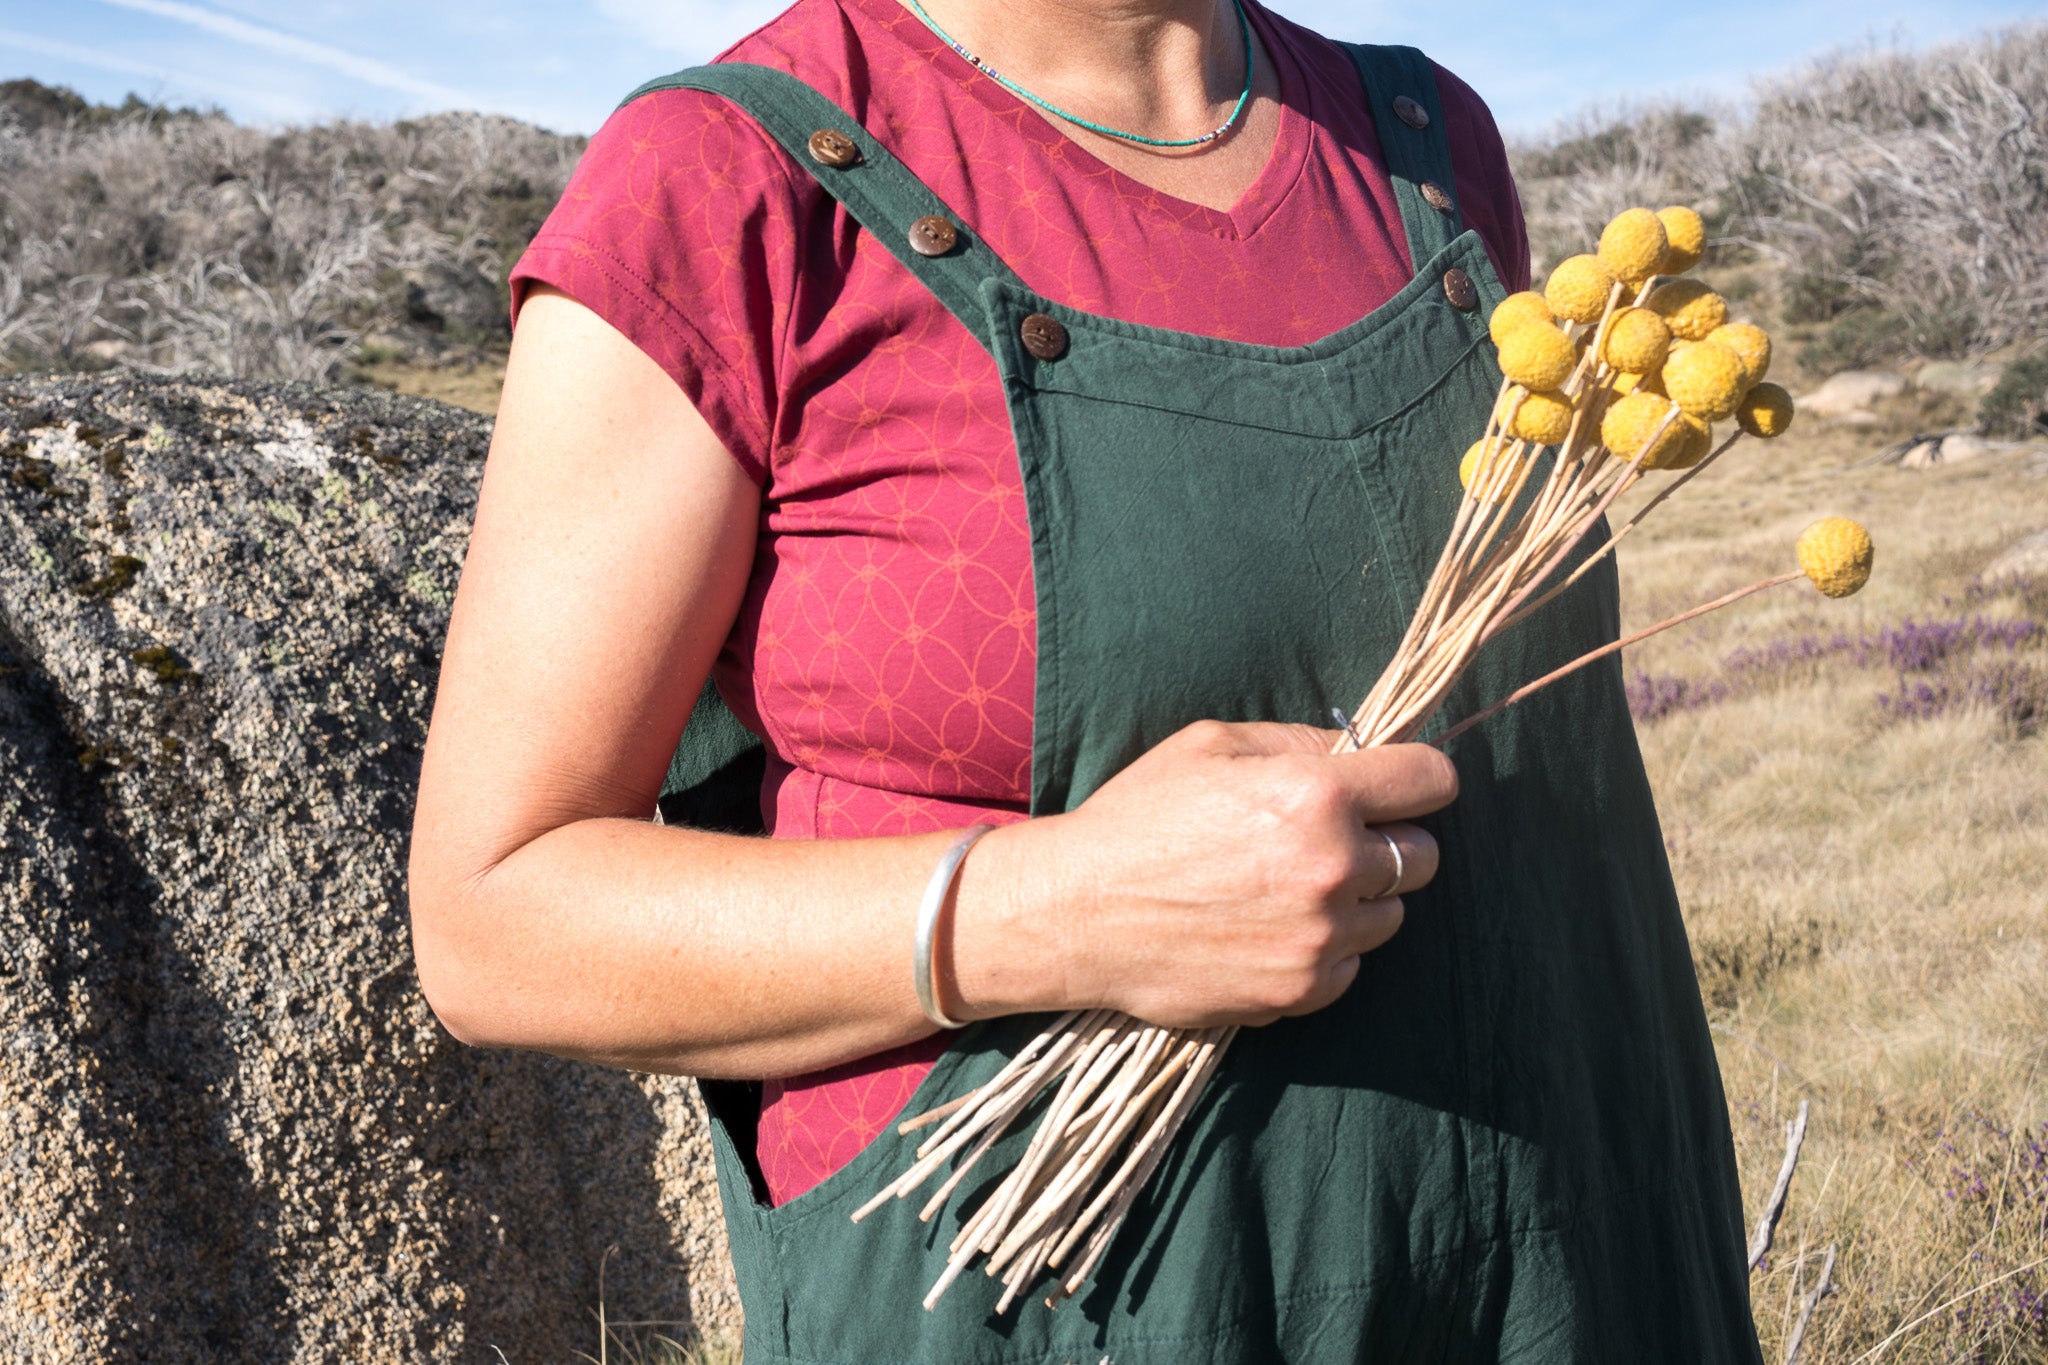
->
xmin=0 ymin=375 xmax=737 ymax=1361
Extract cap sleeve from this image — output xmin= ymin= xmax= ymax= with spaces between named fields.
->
xmin=510 ymin=86 xmax=811 ymax=487
xmin=1431 ymin=62 xmax=1532 ymax=296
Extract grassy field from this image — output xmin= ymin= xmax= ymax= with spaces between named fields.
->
xmin=385 ymin=363 xmax=2047 ymax=1360
xmin=1615 ymin=401 xmax=2048 ymax=1361
xmin=350 ymin=357 xmax=508 ymax=415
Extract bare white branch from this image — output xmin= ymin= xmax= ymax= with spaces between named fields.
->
xmin=1513 ymin=24 xmax=2048 ymax=358
xmin=1750 ymin=1099 xmax=1811 ymax=1272
xmin=1782 ymin=1244 xmax=1836 ymax=1365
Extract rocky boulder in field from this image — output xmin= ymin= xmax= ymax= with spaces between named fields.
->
xmin=1797 ymin=369 xmax=1908 ymax=422
xmin=0 ymin=374 xmax=737 ymax=1361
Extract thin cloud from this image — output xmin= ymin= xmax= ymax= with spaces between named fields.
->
xmin=0 ymin=23 xmax=314 ymax=120
xmin=0 ymin=26 xmax=179 ymax=83
xmin=88 ymin=0 xmax=480 ymax=109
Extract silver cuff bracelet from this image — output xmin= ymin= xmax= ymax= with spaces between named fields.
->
xmin=913 ymin=823 xmax=995 ymax=1029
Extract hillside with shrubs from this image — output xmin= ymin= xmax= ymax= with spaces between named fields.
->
xmin=1 ymin=21 xmax=2043 ymax=424
xmin=0 ymin=78 xmax=583 ymax=388
xmin=1511 ymin=23 xmax=2046 ymax=422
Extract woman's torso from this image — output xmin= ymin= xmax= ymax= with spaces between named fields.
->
xmin=512 ymin=0 xmax=1528 ymax=1205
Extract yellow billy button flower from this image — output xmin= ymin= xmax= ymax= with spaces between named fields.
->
xmin=1489 ymin=291 xmax=1554 ymax=348
xmin=1459 ymin=439 xmax=1524 ymax=502
xmin=1796 ymin=517 xmax=1875 ymax=598
xmin=1662 ymin=341 xmax=1748 ymax=422
xmin=1736 ymin=382 xmax=1796 ymax=438
xmin=1506 ymin=388 xmax=1575 ymax=446
xmin=1644 ymin=278 xmax=1729 ymax=341
xmin=1545 ymin=254 xmax=1617 ymax=325
xmin=1601 ymin=307 xmax=1672 ymax=375
xmin=1612 ymin=368 xmax=1667 ymax=400
xmin=1497 ymin=324 xmax=1577 ymax=392
xmin=1657 ymin=414 xmax=1714 ymax=471
xmin=1657 ymin=206 xmax=1707 ymax=274
xmin=1601 ymin=391 xmax=1685 ymax=466
xmin=1598 ymin=208 xmax=1670 ymax=286
xmin=1707 ymin=322 xmax=1771 ymax=386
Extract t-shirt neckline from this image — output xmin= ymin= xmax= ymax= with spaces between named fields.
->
xmin=844 ymin=0 xmax=1314 ymax=242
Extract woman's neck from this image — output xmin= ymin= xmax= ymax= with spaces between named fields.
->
xmin=900 ymin=0 xmax=1283 ymax=208
xmin=910 ymin=0 xmax=1244 ymax=139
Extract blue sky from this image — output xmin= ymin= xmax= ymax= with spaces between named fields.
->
xmin=1 ymin=0 xmax=2042 ymax=136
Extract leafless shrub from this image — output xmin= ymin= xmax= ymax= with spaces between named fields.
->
xmin=1513 ymin=23 xmax=2048 ymax=362
xmin=1513 ymin=104 xmax=1729 ymax=273
xmin=0 ymin=84 xmax=584 ymax=383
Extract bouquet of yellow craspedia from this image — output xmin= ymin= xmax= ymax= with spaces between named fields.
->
xmin=860 ymin=205 xmax=1871 ymax=1318
xmin=1408 ymin=206 xmax=1872 ymax=745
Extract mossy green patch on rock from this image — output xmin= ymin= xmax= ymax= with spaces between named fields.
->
xmin=404 ymin=569 xmax=449 ymax=608
xmin=129 ymin=645 xmax=192 ymax=684
xmin=78 ymin=553 xmax=143 ymax=600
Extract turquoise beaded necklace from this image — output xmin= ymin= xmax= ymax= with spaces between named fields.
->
xmin=902 ymin=0 xmax=1255 ymax=149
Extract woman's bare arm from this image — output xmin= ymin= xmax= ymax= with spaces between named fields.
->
xmin=407 ymin=288 xmax=1457 ymax=1079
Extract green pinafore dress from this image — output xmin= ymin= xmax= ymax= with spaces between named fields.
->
xmin=641 ymin=44 xmax=1764 ymax=1364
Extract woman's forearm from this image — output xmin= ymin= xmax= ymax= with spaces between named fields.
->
xmin=408 ymin=811 xmax=1073 ymax=1078
xmin=411 ymin=718 xmax=1456 ymax=1077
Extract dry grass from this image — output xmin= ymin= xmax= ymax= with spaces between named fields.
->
xmin=571 ymin=1328 xmax=741 ymax=1365
xmin=353 ymin=357 xmax=506 ymax=414
xmin=1613 ymin=411 xmax=2048 ymax=1360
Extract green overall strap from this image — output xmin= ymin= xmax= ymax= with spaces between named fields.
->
xmin=1339 ymin=43 xmax=1465 ymax=272
xmin=621 ymin=65 xmax=1026 ymax=349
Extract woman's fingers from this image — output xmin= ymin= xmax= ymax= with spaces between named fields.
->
xmin=1281 ymin=895 xmax=1402 ymax=1019
xmin=1050 ymin=718 xmax=1461 ymax=1027
xmin=1326 ymin=742 xmax=1460 ymax=823
xmin=1167 ymin=721 xmax=1458 ymax=826
xmin=1338 ymin=893 xmax=1407 ymax=959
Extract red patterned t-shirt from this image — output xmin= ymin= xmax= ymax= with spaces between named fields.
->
xmin=510 ymin=0 xmax=1528 ymax=1205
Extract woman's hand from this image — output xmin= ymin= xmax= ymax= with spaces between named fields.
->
xmin=952 ymin=722 xmax=1456 ymax=1030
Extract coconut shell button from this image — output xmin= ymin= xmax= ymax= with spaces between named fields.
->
xmin=1020 ymin=313 xmax=1068 ymax=361
xmin=1442 ymin=267 xmax=1479 ymax=312
xmin=908 ymin=214 xmax=959 ymax=257
xmin=1420 ymin=181 xmax=1454 ymax=213
xmin=1393 ymin=95 xmax=1430 ymax=130
xmin=807 ymin=129 xmax=861 ymax=168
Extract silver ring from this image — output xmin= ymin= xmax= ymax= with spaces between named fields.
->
xmin=1370 ymin=828 xmax=1404 ymax=901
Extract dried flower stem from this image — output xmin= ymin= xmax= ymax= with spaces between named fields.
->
xmin=1435 ymin=570 xmax=1804 ymax=747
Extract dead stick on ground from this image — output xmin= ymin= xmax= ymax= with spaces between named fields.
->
xmin=1750 ymin=1100 xmax=1811 ymax=1272
xmin=1782 ymin=1243 xmax=1835 ymax=1365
